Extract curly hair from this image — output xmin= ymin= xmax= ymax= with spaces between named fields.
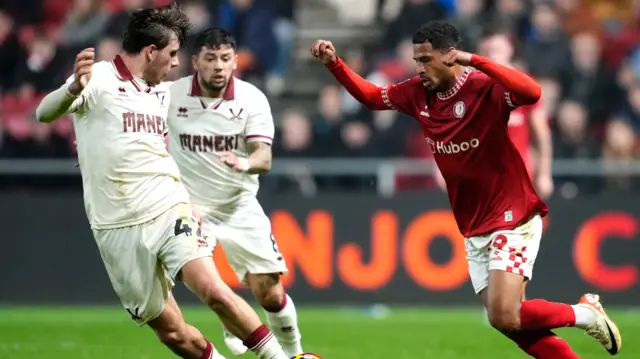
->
xmin=412 ymin=20 xmax=461 ymax=50
xmin=122 ymin=2 xmax=191 ymax=54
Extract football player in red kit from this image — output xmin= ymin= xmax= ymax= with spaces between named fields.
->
xmin=311 ymin=21 xmax=621 ymax=358
xmin=433 ymin=28 xmax=554 ymax=199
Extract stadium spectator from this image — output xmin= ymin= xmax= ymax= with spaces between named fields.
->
xmin=382 ymin=0 xmax=446 ymax=52
xmin=217 ymin=0 xmax=278 ymax=81
xmin=61 ymin=0 xmax=110 ymax=50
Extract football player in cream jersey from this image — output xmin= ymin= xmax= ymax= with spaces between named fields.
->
xmin=34 ymin=5 xmax=290 ymax=359
xmin=167 ymin=28 xmax=303 ymax=357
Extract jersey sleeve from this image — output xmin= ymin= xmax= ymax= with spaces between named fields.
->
xmin=380 ymin=77 xmax=420 ymax=115
xmin=64 ymin=69 xmax=101 ymax=115
xmin=244 ymin=90 xmax=274 ymax=145
xmin=489 ymin=83 xmax=521 ymax=112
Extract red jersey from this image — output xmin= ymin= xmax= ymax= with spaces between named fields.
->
xmin=381 ymin=69 xmax=547 ymax=237
xmin=508 ymin=102 xmax=541 ymax=176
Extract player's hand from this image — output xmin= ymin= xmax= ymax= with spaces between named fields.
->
xmin=434 ymin=169 xmax=447 ymax=193
xmin=69 ymin=48 xmax=95 ymax=96
xmin=441 ymin=49 xmax=473 ymax=67
xmin=191 ymin=205 xmax=203 ymax=228
xmin=536 ymin=174 xmax=554 ymax=199
xmin=217 ymin=152 xmax=249 ymax=172
xmin=310 ymin=39 xmax=337 ymax=65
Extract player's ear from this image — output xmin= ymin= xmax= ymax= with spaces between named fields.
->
xmin=146 ymin=45 xmax=157 ymax=61
xmin=233 ymin=53 xmax=238 ymax=71
xmin=191 ymin=55 xmax=198 ymax=72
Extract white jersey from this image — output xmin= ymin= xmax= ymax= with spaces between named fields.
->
xmin=167 ymin=75 xmax=274 ymax=217
xmin=70 ymin=56 xmax=190 ymax=229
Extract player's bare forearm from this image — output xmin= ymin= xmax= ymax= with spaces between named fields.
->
xmin=531 ymin=107 xmax=553 ymax=177
xmin=469 ymin=55 xmax=541 ymax=105
xmin=326 ymin=58 xmax=388 ymax=111
xmin=246 ymin=141 xmax=272 ymax=174
xmin=35 ymin=85 xmax=79 ymax=123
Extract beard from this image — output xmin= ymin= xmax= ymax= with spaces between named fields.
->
xmin=202 ymin=77 xmax=227 ymax=92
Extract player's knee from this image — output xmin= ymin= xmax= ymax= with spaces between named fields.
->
xmin=200 ymin=281 xmax=237 ymax=312
xmin=487 ymin=305 xmax=522 ymax=332
xmin=247 ymin=274 xmax=283 ymax=309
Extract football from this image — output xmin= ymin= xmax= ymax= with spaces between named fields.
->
xmin=291 ymin=353 xmax=324 ymax=359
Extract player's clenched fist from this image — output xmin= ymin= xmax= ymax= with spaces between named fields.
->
xmin=310 ymin=40 xmax=337 ymax=65
xmin=69 ymin=48 xmax=95 ymax=96
xmin=441 ymin=49 xmax=473 ymax=67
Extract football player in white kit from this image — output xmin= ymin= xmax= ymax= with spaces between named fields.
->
xmin=167 ymin=28 xmax=303 ymax=357
xmin=34 ymin=5 xmax=291 ymax=359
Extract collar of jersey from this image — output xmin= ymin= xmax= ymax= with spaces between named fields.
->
xmin=189 ymin=72 xmax=235 ymax=100
xmin=112 ymin=55 xmax=154 ymax=93
xmin=437 ymin=68 xmax=472 ymax=101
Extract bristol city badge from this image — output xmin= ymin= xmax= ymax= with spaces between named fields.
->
xmin=453 ymin=101 xmax=466 ymax=118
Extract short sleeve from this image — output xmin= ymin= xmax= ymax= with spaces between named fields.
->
xmin=380 ymin=77 xmax=420 ymax=115
xmin=65 ymin=69 xmax=100 ymax=114
xmin=244 ymin=90 xmax=274 ymax=145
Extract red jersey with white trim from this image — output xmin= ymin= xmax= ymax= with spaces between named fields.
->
xmin=167 ymin=75 xmax=274 ymax=217
xmin=382 ymin=69 xmax=547 ymax=237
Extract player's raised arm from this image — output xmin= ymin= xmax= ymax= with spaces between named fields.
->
xmin=446 ymin=51 xmax=541 ymax=106
xmin=311 ymin=40 xmax=414 ymax=112
xmin=36 ymin=48 xmax=95 ymax=123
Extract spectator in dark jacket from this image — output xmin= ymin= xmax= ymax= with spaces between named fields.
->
xmin=218 ymin=0 xmax=278 ymax=78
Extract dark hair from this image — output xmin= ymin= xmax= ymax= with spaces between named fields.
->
xmin=122 ymin=2 xmax=191 ymax=54
xmin=412 ymin=20 xmax=461 ymax=50
xmin=194 ymin=28 xmax=237 ymax=53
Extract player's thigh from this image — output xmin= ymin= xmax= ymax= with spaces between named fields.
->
xmin=485 ymin=215 xmax=543 ymax=314
xmin=157 ymin=203 xmax=214 ymax=282
xmin=217 ymin=225 xmax=288 ymax=285
xmin=93 ymin=224 xmax=172 ymax=325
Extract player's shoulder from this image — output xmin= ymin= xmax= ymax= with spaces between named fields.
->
xmin=234 ymin=77 xmax=267 ymax=100
xmin=390 ymin=76 xmax=422 ymax=91
xmin=168 ymin=75 xmax=193 ymax=98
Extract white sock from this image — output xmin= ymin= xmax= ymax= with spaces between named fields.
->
xmin=264 ymin=294 xmax=303 ymax=357
xmin=246 ymin=329 xmax=289 ymax=359
xmin=572 ymin=305 xmax=596 ymax=329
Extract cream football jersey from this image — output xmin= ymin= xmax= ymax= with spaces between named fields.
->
xmin=167 ymin=75 xmax=274 ymax=215
xmin=69 ymin=55 xmax=190 ymax=229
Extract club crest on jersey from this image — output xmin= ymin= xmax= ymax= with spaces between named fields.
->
xmin=229 ymin=108 xmax=244 ymax=121
xmin=453 ymin=101 xmax=466 ymax=118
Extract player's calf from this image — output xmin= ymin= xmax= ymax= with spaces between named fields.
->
xmin=247 ymin=273 xmax=303 ymax=357
xmin=149 ymin=296 xmax=226 ymax=359
xmin=181 ymin=257 xmax=289 ymax=359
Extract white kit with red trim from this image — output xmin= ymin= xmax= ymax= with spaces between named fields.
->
xmin=167 ymin=74 xmax=275 ymax=215
xmin=66 ymin=55 xmax=190 ymax=229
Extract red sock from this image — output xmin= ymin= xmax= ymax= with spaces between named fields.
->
xmin=242 ymin=324 xmax=274 ymax=353
xmin=520 ymin=299 xmax=576 ymax=330
xmin=510 ymin=330 xmax=580 ymax=359
xmin=199 ymin=340 xmax=213 ymax=359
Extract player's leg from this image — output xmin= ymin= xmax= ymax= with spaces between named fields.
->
xmin=246 ymin=273 xmax=303 ymax=357
xmin=148 ymin=294 xmax=226 ymax=359
xmin=180 ymin=257 xmax=289 ymax=359
xmin=160 ymin=205 xmax=289 ymax=359
xmin=479 ymin=215 xmax=622 ymax=355
xmin=92 ymin=219 xmax=223 ymax=359
xmin=216 ymin=225 xmax=302 ymax=357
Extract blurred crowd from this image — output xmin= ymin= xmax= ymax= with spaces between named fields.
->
xmin=1 ymin=0 xmax=640 ymax=194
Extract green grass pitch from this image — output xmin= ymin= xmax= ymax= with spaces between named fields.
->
xmin=0 ymin=307 xmax=636 ymax=358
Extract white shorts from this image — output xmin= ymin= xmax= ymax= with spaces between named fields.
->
xmin=202 ymin=203 xmax=287 ymax=285
xmin=465 ymin=214 xmax=543 ymax=294
xmin=93 ymin=203 xmax=213 ymax=325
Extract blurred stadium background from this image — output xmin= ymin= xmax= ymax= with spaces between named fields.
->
xmin=2 ymin=0 xmax=640 ymax=358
